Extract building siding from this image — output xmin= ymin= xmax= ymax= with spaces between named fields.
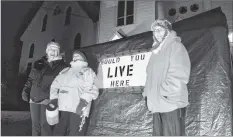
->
xmin=163 ymin=0 xmax=205 ymax=23
xmin=99 ymin=0 xmax=233 ymax=44
xmin=99 ymin=0 xmax=155 ymax=43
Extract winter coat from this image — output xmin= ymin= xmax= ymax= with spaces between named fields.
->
xmin=143 ymin=30 xmax=191 ymax=113
xmin=22 ymin=56 xmax=68 ymax=103
xmin=50 ymin=61 xmax=99 ymax=118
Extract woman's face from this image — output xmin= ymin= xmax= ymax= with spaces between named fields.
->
xmin=153 ymin=26 xmax=166 ymax=43
xmin=73 ymin=53 xmax=84 ymax=62
xmin=46 ymin=45 xmax=60 ymax=59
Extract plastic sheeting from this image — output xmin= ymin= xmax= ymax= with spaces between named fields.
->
xmin=79 ymin=8 xmax=232 ymax=136
xmin=80 ymin=33 xmax=154 ymax=136
xmin=181 ymin=27 xmax=232 ymax=136
xmin=87 ymin=87 xmax=153 ymax=136
xmin=175 ymin=7 xmax=232 ymax=136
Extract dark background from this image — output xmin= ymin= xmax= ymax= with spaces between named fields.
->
xmin=1 ymin=1 xmax=43 ymax=110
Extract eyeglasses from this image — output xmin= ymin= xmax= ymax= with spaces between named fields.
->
xmin=153 ymin=27 xmax=165 ymax=32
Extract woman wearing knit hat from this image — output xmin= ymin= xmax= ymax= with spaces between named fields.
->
xmin=47 ymin=50 xmax=99 ymax=136
xmin=21 ymin=41 xmax=68 ymax=136
xmin=143 ymin=19 xmax=191 ymax=136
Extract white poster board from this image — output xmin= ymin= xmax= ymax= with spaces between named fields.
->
xmin=97 ymin=52 xmax=152 ymax=88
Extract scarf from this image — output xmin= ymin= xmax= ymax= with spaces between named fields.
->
xmin=70 ymin=60 xmax=88 ymax=73
xmin=151 ymin=31 xmax=179 ymax=55
xmin=151 ymin=30 xmax=170 ymax=54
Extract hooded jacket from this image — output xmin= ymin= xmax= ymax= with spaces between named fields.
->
xmin=22 ymin=56 xmax=68 ymax=103
xmin=50 ymin=61 xmax=99 ymax=117
xmin=143 ymin=30 xmax=191 ymax=113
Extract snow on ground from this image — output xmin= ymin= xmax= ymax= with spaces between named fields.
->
xmin=1 ymin=111 xmax=32 ymax=136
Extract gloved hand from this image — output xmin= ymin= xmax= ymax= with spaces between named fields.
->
xmin=76 ymin=98 xmax=88 ymax=116
xmin=22 ymin=91 xmax=29 ymax=102
xmin=46 ymin=99 xmax=58 ymax=111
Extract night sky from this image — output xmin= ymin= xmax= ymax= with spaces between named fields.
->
xmin=1 ymin=1 xmax=43 ymax=109
xmin=1 ymin=1 xmax=42 ymax=59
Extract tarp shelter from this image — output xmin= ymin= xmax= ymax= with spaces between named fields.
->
xmin=78 ymin=7 xmax=233 ymax=136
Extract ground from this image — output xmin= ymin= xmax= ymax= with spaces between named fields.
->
xmin=1 ymin=111 xmax=32 ymax=136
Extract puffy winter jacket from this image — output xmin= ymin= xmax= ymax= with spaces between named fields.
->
xmin=143 ymin=30 xmax=191 ymax=113
xmin=22 ymin=56 xmax=68 ymax=103
xmin=50 ymin=61 xmax=99 ymax=117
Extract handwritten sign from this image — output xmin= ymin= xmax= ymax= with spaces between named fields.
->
xmin=97 ymin=52 xmax=152 ymax=88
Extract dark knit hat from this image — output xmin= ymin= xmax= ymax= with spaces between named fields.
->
xmin=73 ymin=50 xmax=87 ymax=62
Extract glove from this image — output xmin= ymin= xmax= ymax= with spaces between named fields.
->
xmin=76 ymin=98 xmax=88 ymax=116
xmin=22 ymin=91 xmax=29 ymax=102
xmin=46 ymin=99 xmax=58 ymax=111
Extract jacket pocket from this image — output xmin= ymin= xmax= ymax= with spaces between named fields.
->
xmin=59 ymin=90 xmax=69 ymax=94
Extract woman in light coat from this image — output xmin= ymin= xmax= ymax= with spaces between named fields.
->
xmin=47 ymin=50 xmax=99 ymax=136
xmin=143 ymin=19 xmax=191 ymax=136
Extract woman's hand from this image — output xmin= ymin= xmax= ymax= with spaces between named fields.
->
xmin=76 ymin=98 xmax=88 ymax=116
xmin=46 ymin=99 xmax=58 ymax=111
xmin=41 ymin=99 xmax=51 ymax=105
xmin=21 ymin=91 xmax=29 ymax=102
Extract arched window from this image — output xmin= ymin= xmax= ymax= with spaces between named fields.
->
xmin=42 ymin=14 xmax=48 ymax=32
xmin=29 ymin=43 xmax=35 ymax=58
xmin=26 ymin=62 xmax=32 ymax=76
xmin=74 ymin=33 xmax=81 ymax=49
xmin=51 ymin=38 xmax=55 ymax=42
xmin=65 ymin=7 xmax=72 ymax=26
xmin=53 ymin=5 xmax=61 ymax=15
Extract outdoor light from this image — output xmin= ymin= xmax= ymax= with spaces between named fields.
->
xmin=228 ymin=32 xmax=233 ymax=43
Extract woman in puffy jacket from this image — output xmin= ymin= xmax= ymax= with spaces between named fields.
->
xmin=47 ymin=50 xmax=99 ymax=136
xmin=143 ymin=19 xmax=191 ymax=136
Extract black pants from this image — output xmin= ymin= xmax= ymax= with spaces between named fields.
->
xmin=53 ymin=111 xmax=87 ymax=136
xmin=153 ymin=108 xmax=186 ymax=136
xmin=30 ymin=103 xmax=52 ymax=136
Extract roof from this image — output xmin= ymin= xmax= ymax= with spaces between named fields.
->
xmin=77 ymin=1 xmax=100 ymax=23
